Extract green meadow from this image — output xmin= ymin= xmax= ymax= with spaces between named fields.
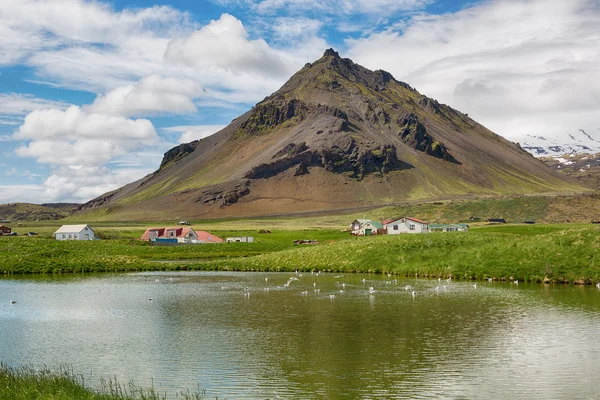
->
xmin=2 ymin=221 xmax=600 ymax=283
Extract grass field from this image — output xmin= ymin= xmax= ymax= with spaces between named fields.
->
xmin=2 ymin=221 xmax=600 ymax=283
xmin=0 ymin=364 xmax=205 ymax=400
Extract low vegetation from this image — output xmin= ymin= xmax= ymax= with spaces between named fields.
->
xmin=2 ymin=222 xmax=600 ymax=283
xmin=0 ymin=364 xmax=205 ymax=400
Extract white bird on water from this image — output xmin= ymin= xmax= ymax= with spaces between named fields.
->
xmin=473 ymin=283 xmax=477 ymax=289
xmin=301 ymin=291 xmax=308 ymax=296
xmin=369 ymin=287 xmax=375 ymax=294
xmin=244 ymin=292 xmax=250 ymax=298
xmin=597 ymin=282 xmax=600 ymax=289
xmin=362 ymin=278 xmax=366 ymax=284
xmin=411 ymin=291 xmax=416 ymax=298
xmin=330 ymin=294 xmax=336 ymax=299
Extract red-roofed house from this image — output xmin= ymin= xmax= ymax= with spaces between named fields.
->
xmin=141 ymin=227 xmax=223 ymax=244
xmin=385 ymin=217 xmax=428 ymax=234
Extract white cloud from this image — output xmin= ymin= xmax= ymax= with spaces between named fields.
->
xmin=165 ymin=14 xmax=295 ymax=78
xmin=346 ymin=0 xmax=600 ymax=141
xmin=215 ymin=0 xmax=429 ymax=15
xmin=87 ymin=75 xmax=202 ymax=117
xmin=163 ymin=125 xmax=227 ymax=144
xmin=0 ymin=93 xmax=69 ymax=127
xmin=14 ymin=106 xmax=157 ymax=166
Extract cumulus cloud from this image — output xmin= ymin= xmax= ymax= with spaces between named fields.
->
xmin=87 ymin=75 xmax=202 ymax=117
xmin=346 ymin=0 xmax=600 ymax=141
xmin=165 ymin=14 xmax=295 ymax=78
xmin=163 ymin=125 xmax=228 ymax=144
xmin=14 ymin=106 xmax=157 ymax=166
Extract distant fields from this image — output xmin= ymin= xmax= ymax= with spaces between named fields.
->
xmin=2 ymin=221 xmax=600 ymax=284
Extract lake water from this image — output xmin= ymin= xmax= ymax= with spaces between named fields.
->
xmin=1 ymin=271 xmax=600 ymax=399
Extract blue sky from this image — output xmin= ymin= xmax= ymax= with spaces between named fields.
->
xmin=1 ymin=0 xmax=599 ymax=203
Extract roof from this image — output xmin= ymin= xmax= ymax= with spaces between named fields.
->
xmin=196 ymin=231 xmax=223 ymax=242
xmin=365 ymin=221 xmax=383 ymax=229
xmin=140 ymin=227 xmax=196 ymax=241
xmin=54 ymin=224 xmax=92 ymax=234
xmin=387 ymin=217 xmax=428 ymax=225
xmin=353 ymin=219 xmax=372 ymax=224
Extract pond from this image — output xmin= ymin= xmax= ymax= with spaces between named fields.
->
xmin=1 ymin=271 xmax=600 ymax=399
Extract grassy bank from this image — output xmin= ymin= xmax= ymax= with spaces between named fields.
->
xmin=0 ymin=364 xmax=204 ymax=400
xmin=2 ymin=224 xmax=600 ymax=283
xmin=198 ymin=224 xmax=600 ymax=284
xmin=0 ymin=230 xmax=347 ymax=274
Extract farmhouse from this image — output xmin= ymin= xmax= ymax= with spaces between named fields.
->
xmin=0 ymin=225 xmax=12 ymax=236
xmin=140 ymin=227 xmax=223 ymax=244
xmin=429 ymin=224 xmax=469 ymax=232
xmin=385 ymin=217 xmax=428 ymax=234
xmin=54 ymin=225 xmax=95 ymax=240
xmin=354 ymin=221 xmax=383 ymax=236
xmin=350 ymin=219 xmax=371 ymax=233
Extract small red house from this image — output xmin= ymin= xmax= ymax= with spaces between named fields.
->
xmin=0 ymin=225 xmax=12 ymax=236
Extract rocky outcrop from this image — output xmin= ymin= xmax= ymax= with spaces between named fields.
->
xmin=398 ymin=114 xmax=459 ymax=164
xmin=195 ymin=181 xmax=251 ymax=207
xmin=237 ymin=98 xmax=310 ymax=137
xmin=244 ymin=139 xmax=412 ymax=180
xmin=160 ymin=143 xmax=196 ymax=169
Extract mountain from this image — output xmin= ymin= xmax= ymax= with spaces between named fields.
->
xmin=0 ymin=203 xmax=80 ymax=222
xmin=519 ymin=129 xmax=600 ymax=157
xmin=540 ymin=152 xmax=600 ymax=191
xmin=78 ymin=49 xmax=586 ymax=221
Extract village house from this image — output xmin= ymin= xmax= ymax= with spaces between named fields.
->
xmin=140 ymin=227 xmax=223 ymax=244
xmin=54 ymin=224 xmax=95 ymax=240
xmin=350 ymin=219 xmax=371 ymax=233
xmin=0 ymin=225 xmax=12 ymax=236
xmin=428 ymin=223 xmax=469 ymax=232
xmin=385 ymin=217 xmax=429 ymax=234
xmin=354 ymin=221 xmax=383 ymax=236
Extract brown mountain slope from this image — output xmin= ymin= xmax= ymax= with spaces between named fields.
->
xmin=78 ymin=49 xmax=587 ymax=221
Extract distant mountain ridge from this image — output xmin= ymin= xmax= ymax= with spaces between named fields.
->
xmin=0 ymin=203 xmax=80 ymax=221
xmin=76 ymin=49 xmax=586 ymax=221
xmin=519 ymin=129 xmax=600 ymax=157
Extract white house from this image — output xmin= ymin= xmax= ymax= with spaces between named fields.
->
xmin=385 ymin=217 xmax=428 ymax=234
xmin=428 ymin=224 xmax=469 ymax=232
xmin=54 ymin=224 xmax=96 ymax=240
xmin=350 ymin=219 xmax=373 ymax=235
xmin=354 ymin=221 xmax=383 ymax=236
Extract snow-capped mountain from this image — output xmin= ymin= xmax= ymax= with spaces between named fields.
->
xmin=516 ymin=129 xmax=600 ymax=157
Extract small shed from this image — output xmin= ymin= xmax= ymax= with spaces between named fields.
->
xmin=226 ymin=236 xmax=254 ymax=243
xmin=54 ymin=225 xmax=95 ymax=240
xmin=0 ymin=225 xmax=12 ymax=235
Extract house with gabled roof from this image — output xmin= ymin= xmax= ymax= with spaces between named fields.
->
xmin=0 ymin=225 xmax=12 ymax=236
xmin=54 ymin=225 xmax=95 ymax=240
xmin=355 ymin=221 xmax=383 ymax=236
xmin=429 ymin=223 xmax=469 ymax=232
xmin=350 ymin=219 xmax=372 ymax=233
xmin=141 ymin=227 xmax=223 ymax=244
xmin=385 ymin=217 xmax=428 ymax=234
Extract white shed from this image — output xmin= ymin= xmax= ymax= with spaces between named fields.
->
xmin=54 ymin=224 xmax=96 ymax=240
xmin=385 ymin=217 xmax=428 ymax=234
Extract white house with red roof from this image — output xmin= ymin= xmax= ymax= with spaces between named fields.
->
xmin=140 ymin=227 xmax=223 ymax=244
xmin=384 ymin=217 xmax=428 ymax=234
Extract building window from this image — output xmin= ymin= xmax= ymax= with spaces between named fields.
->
xmin=393 ymin=225 xmax=399 ymax=231
xmin=409 ymin=225 xmax=415 ymax=231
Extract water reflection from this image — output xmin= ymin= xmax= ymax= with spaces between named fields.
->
xmin=1 ymin=272 xmax=599 ymax=398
